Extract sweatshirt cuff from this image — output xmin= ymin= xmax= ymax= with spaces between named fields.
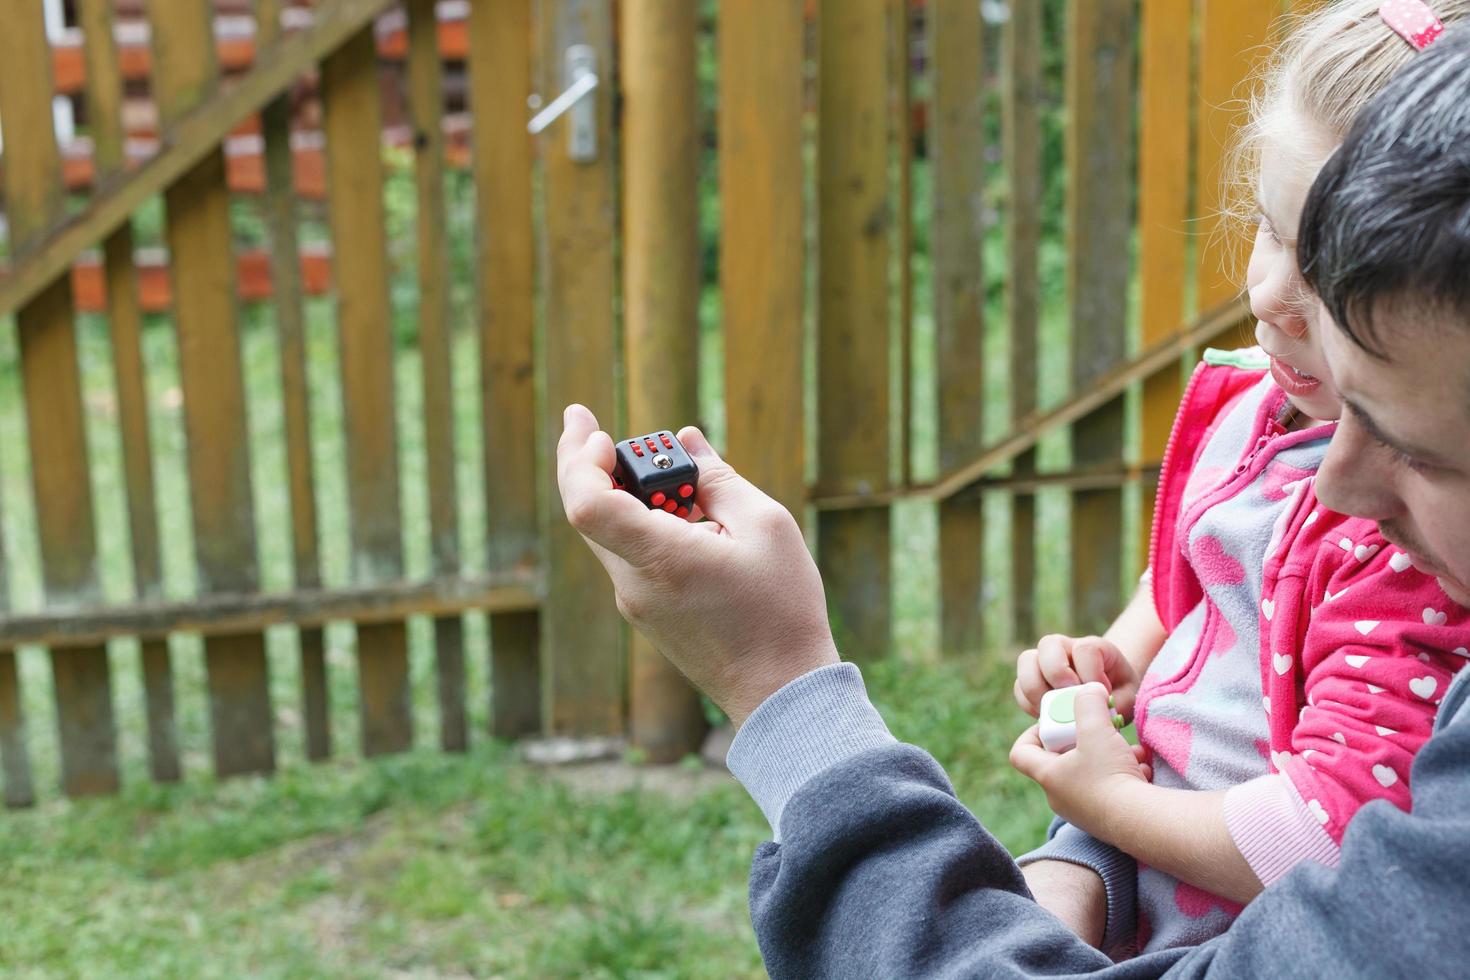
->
xmin=1223 ymin=773 xmax=1341 ymax=887
xmin=726 ymin=662 xmax=897 ymax=841
xmin=1017 ymin=821 xmax=1138 ymax=956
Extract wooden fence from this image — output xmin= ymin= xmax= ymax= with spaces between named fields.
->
xmin=0 ymin=0 xmax=1302 ymax=805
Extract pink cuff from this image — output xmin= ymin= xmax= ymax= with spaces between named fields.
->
xmin=1223 ymin=774 xmax=1341 ymax=887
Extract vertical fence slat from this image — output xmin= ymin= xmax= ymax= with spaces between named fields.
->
xmin=82 ymin=0 xmax=181 ymax=783
xmin=150 ymin=0 xmax=274 ymax=777
xmin=1138 ymin=0 xmax=1193 ymax=563
xmin=0 ymin=455 xmax=30 ymax=804
xmin=0 ymin=2 xmax=118 ymax=797
xmin=1195 ymin=0 xmax=1274 ymax=338
xmin=539 ymin=0 xmax=623 ymax=737
xmin=468 ymin=0 xmax=541 ymax=739
xmin=406 ymin=0 xmax=467 ymax=753
xmin=932 ymin=0 xmax=986 ymax=658
xmin=1066 ymin=0 xmax=1136 ymax=634
xmin=892 ymin=0 xmax=914 ymax=489
xmin=817 ymin=0 xmax=892 ymax=664
xmin=322 ymin=26 xmax=414 ymax=756
xmin=720 ymin=0 xmax=806 ymax=519
xmin=258 ymin=0 xmax=331 ymax=762
xmin=622 ymin=0 xmax=707 ymax=762
xmin=1003 ymin=0 xmax=1043 ymax=645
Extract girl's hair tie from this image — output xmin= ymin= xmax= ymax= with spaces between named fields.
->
xmin=1380 ymin=0 xmax=1445 ymax=50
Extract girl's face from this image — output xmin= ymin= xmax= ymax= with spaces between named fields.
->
xmin=1246 ymin=126 xmax=1343 ymax=423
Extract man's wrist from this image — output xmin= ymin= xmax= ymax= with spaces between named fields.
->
xmin=723 ymin=638 xmax=841 ymax=729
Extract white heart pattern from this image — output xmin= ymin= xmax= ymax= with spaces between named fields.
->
xmin=1262 ymin=696 xmax=1272 ymax=715
xmin=1418 ymin=652 xmax=1433 ymax=662
xmin=1354 ymin=621 xmax=1380 ymax=636
xmin=1455 ymin=647 xmax=1470 ymax=659
xmin=1376 ymin=725 xmax=1398 ymax=737
xmin=1261 ymin=598 xmax=1275 ymax=621
xmin=1302 ymin=749 xmax=1319 ymax=761
xmin=1410 ymin=676 xmax=1438 ymax=700
xmin=1354 ymin=544 xmax=1380 ymax=562
xmin=1389 ymin=552 xmax=1413 ymax=573
xmin=1305 ymin=511 xmax=1319 ymax=526
xmin=1345 ymin=654 xmax=1369 ymax=668
xmin=1273 ymin=653 xmax=1292 ymax=675
xmin=1424 ymin=608 xmax=1448 ymax=627
xmin=1331 ymin=732 xmax=1347 ymax=745
xmin=1308 ymin=799 xmax=1330 ymax=824
xmin=1325 ymin=587 xmax=1349 ymax=602
xmin=1367 ymin=684 xmax=1386 ymax=694
xmin=1272 ymin=750 xmax=1292 ymax=772
xmin=1372 ymin=764 xmax=1398 ymax=788
xmin=1338 ymin=537 xmax=1354 ymax=553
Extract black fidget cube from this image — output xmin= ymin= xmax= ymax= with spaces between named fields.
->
xmin=612 ymin=430 xmax=700 ymax=516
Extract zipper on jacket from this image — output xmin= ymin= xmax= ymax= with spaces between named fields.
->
xmin=1147 ymin=362 xmax=1211 ymax=584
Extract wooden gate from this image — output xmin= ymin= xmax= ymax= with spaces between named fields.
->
xmin=0 ymin=0 xmax=1305 ymax=805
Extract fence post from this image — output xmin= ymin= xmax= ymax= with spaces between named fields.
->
xmin=1004 ymin=0 xmax=1043 ymax=647
xmin=817 ymin=0 xmax=892 ymax=664
xmin=468 ymin=0 xmax=542 ymax=740
xmin=537 ymin=0 xmax=624 ymax=737
xmin=721 ymin=0 xmax=807 ymax=520
xmin=1138 ymin=0 xmax=1193 ymax=564
xmin=322 ymin=26 xmax=414 ymax=756
xmin=932 ymin=0 xmax=987 ymax=659
xmin=1066 ymin=0 xmax=1136 ymax=634
xmin=257 ymin=0 xmax=332 ymax=762
xmin=406 ymin=0 xmax=468 ymax=752
xmin=0 ymin=0 xmax=118 ymax=797
xmin=622 ymin=0 xmax=708 ymax=762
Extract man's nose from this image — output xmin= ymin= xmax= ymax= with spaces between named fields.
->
xmin=1317 ymin=423 xmax=1399 ymax=522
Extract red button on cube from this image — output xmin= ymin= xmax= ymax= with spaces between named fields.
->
xmin=661 ymin=434 xmax=673 ymax=449
xmin=662 ymin=499 xmax=678 ymax=513
xmin=650 ymin=492 xmax=666 ymax=507
xmin=676 ymin=506 xmax=690 ymax=518
xmin=678 ymin=484 xmax=694 ymax=498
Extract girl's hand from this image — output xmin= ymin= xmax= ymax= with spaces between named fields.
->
xmin=1010 ymin=684 xmax=1152 ymax=839
xmin=1014 ymin=634 xmax=1141 ymax=721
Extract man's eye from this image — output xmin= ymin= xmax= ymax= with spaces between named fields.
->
xmin=1369 ymin=431 xmax=1434 ymax=474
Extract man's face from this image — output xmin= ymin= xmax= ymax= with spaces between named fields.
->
xmin=1316 ymin=303 xmax=1470 ymax=607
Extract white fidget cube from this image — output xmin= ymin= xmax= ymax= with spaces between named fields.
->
xmin=1038 ymin=683 xmax=1125 ymax=753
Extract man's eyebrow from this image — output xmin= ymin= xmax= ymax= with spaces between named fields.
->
xmin=1344 ymin=399 xmax=1452 ymax=466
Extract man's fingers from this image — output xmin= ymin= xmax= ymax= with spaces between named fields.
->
xmin=1009 ymin=724 xmax=1052 ymax=780
xmin=557 ymin=405 xmax=660 ymax=558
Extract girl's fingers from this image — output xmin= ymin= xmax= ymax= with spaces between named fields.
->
xmin=1014 ymin=677 xmax=1039 ymax=718
xmin=1015 ymin=649 xmax=1047 ymax=714
xmin=1009 ymin=725 xmax=1052 ymax=780
xmin=1037 ymin=639 xmax=1082 ymax=689
xmin=1069 ymin=639 xmax=1115 ymax=691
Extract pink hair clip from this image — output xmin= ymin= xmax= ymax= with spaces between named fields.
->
xmin=1380 ymin=0 xmax=1445 ymax=50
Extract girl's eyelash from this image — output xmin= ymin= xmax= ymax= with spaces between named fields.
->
xmin=1257 ymin=213 xmax=1283 ymax=245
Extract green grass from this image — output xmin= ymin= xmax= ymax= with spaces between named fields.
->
xmin=0 ymin=654 xmax=1051 ymax=978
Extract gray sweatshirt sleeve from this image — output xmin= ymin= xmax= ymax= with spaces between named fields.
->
xmin=1017 ymin=820 xmax=1138 ymax=956
xmin=733 ymin=661 xmax=1470 ymax=978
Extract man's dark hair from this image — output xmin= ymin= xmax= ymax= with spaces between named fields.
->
xmin=1298 ymin=31 xmax=1470 ymax=358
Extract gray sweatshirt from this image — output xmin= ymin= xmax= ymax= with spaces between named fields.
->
xmin=727 ymin=661 xmax=1470 ymax=978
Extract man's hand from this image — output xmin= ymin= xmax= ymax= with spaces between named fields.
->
xmin=1010 ymin=684 xmax=1151 ymax=840
xmin=556 ymin=404 xmax=840 ymax=728
xmin=1014 ymin=634 xmax=1141 ymax=721
xmin=1021 ymin=860 xmax=1108 ymax=948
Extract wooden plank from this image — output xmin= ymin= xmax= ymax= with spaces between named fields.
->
xmin=1066 ymin=0 xmax=1136 ymax=634
xmin=321 ymin=26 xmax=413 ymax=756
xmin=0 ymin=0 xmax=398 ymax=322
xmin=622 ymin=0 xmax=707 ymax=763
xmin=817 ymin=0 xmax=892 ymax=664
xmin=720 ymin=0 xmax=806 ymax=518
xmin=1194 ymin=0 xmax=1275 ymax=318
xmin=0 ymin=0 xmax=119 ymax=798
xmin=83 ymin=0 xmax=181 ymax=783
xmin=931 ymin=0 xmax=986 ymax=658
xmin=537 ymin=0 xmax=624 ymax=736
xmin=1004 ymin=0 xmax=1043 ymax=644
xmin=468 ymin=0 xmax=541 ymax=740
xmin=1138 ymin=0 xmax=1193 ymax=566
xmin=0 ymin=575 xmax=539 ymax=649
xmin=407 ymin=0 xmax=467 ymax=753
xmin=259 ymin=0 xmax=331 ymax=762
xmin=68 ymin=247 xmax=334 ymax=314
xmin=892 ymin=0 xmax=914 ymax=488
xmin=151 ymin=0 xmax=274 ymax=778
xmin=0 ymin=651 xmax=32 ymax=807
xmin=810 ymin=300 xmax=1250 ymax=510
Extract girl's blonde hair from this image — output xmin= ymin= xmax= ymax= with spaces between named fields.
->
xmin=1230 ymin=0 xmax=1470 ymax=236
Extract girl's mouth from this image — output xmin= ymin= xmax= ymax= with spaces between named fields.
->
xmin=1269 ymin=356 xmax=1322 ymax=398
